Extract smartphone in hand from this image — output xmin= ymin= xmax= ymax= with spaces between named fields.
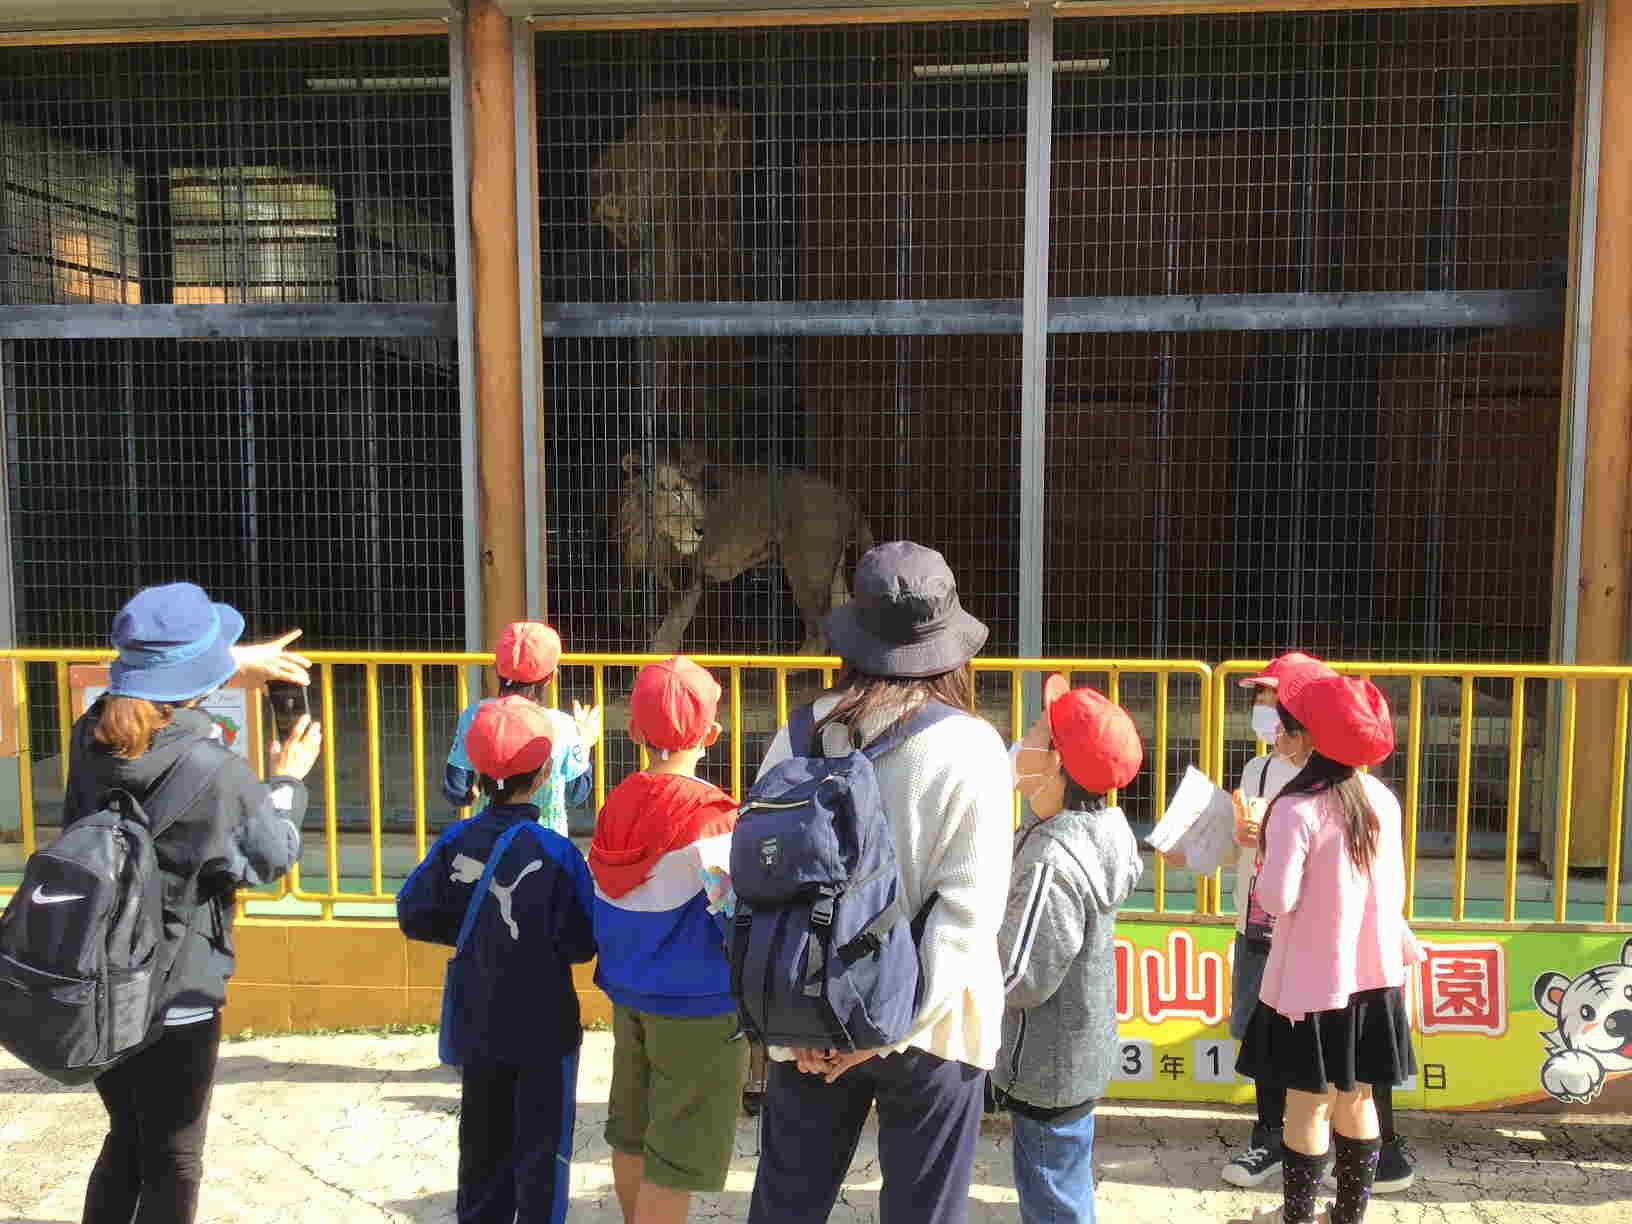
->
xmin=265 ymin=679 xmax=309 ymax=742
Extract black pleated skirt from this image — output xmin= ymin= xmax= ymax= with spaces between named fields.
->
xmin=1235 ymin=985 xmax=1415 ymax=1095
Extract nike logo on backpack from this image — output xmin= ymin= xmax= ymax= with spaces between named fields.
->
xmin=31 ymin=886 xmax=86 ymax=905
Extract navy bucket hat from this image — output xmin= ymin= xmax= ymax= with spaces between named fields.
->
xmin=107 ymin=583 xmax=245 ymax=703
xmin=823 ymin=541 xmax=988 ymax=678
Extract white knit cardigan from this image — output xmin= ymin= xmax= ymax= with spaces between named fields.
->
xmin=755 ymin=695 xmax=1015 ymax=1070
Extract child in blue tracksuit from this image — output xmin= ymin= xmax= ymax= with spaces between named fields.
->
xmin=400 ymin=695 xmax=597 ymax=1224
xmin=443 ymin=620 xmax=601 ymax=835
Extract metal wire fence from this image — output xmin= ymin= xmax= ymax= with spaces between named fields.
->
xmin=533 ymin=7 xmax=1575 ymax=676
xmin=0 ymin=35 xmax=461 ymax=658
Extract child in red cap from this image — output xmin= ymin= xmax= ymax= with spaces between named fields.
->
xmin=587 ymin=658 xmax=747 ymax=1224
xmin=1164 ymin=652 xmax=1414 ymax=1194
xmin=399 ymin=695 xmax=597 ymax=1224
xmin=443 ymin=621 xmax=603 ymax=836
xmin=1234 ymin=672 xmax=1424 ymax=1224
xmin=992 ymin=675 xmax=1145 ymax=1224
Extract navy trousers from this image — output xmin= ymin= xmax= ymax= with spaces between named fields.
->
xmin=458 ymin=1053 xmax=577 ymax=1224
xmin=747 ymin=1049 xmax=985 ymax=1224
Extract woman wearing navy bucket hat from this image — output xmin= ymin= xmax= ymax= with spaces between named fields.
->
xmin=1233 ymin=670 xmax=1425 ymax=1224
xmin=745 ymin=541 xmax=1013 ymax=1224
xmin=63 ymin=583 xmax=321 ymax=1224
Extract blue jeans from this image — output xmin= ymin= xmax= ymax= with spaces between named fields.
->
xmin=1009 ymin=1108 xmax=1097 ymax=1224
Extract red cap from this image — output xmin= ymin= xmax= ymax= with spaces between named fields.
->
xmin=629 ymin=657 xmax=721 ymax=753
xmin=1279 ymin=671 xmax=1395 ymax=767
xmin=1237 ymin=650 xmax=1332 ymax=690
xmin=1043 ymin=674 xmax=1143 ymax=794
xmin=465 ymin=695 xmax=556 ymax=780
xmin=495 ymin=621 xmax=562 ymax=683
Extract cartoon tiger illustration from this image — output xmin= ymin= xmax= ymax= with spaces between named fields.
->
xmin=1532 ymin=937 xmax=1632 ymax=1104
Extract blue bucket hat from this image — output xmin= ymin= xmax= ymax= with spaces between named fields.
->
xmin=107 ymin=583 xmax=245 ymax=702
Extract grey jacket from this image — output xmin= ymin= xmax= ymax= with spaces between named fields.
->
xmin=991 ymin=804 xmax=1143 ymax=1112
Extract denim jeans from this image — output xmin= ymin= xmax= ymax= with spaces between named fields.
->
xmin=1009 ymin=1107 xmax=1097 ymax=1224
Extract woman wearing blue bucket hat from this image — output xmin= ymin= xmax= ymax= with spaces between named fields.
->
xmin=62 ymin=583 xmax=322 ymax=1224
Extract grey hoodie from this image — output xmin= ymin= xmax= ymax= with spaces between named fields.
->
xmin=991 ymin=803 xmax=1143 ymax=1113
xmin=65 ymin=706 xmax=305 ymax=1011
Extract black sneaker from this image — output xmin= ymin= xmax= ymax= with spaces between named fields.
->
xmin=1373 ymin=1139 xmax=1416 ymax=1193
xmin=1222 ymin=1131 xmax=1283 ymax=1188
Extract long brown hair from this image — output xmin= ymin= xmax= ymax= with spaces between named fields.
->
xmin=813 ymin=663 xmax=974 ymax=747
xmin=1273 ymin=703 xmax=1380 ymax=874
xmin=93 ymin=696 xmax=173 ymax=759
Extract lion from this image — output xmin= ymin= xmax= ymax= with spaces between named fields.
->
xmin=616 ymin=449 xmax=875 ymax=655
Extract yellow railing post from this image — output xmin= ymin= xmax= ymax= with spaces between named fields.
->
xmin=320 ymin=662 xmax=340 ymax=921
xmin=730 ymin=666 xmax=744 ymax=800
xmin=1604 ymin=679 xmax=1628 ymax=925
xmin=15 ymin=661 xmax=34 ymax=859
xmin=365 ymin=662 xmax=384 ymax=898
xmin=1503 ymin=679 xmax=1526 ymax=923
xmin=1555 ymin=678 xmax=1578 ymax=924
xmin=53 ymin=662 xmax=72 ymax=792
xmin=1403 ymin=675 xmax=1423 ymax=920
xmin=411 ymin=664 xmax=428 ymax=863
xmin=1453 ymin=675 xmax=1474 ymax=922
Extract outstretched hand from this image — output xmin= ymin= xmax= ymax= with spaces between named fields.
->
xmin=572 ymin=700 xmax=604 ymax=749
xmin=233 ymin=629 xmax=312 ymax=688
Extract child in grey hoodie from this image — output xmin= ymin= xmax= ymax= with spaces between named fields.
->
xmin=994 ymin=674 xmax=1145 ymax=1224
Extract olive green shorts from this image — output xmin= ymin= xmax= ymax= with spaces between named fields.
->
xmin=605 ymin=1005 xmax=748 ymax=1192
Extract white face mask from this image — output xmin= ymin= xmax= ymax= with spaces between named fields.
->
xmin=1250 ymin=704 xmax=1283 ymax=741
xmin=1009 ymin=740 xmax=1051 ymax=789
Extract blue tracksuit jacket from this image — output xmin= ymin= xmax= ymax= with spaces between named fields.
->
xmin=397 ymin=803 xmax=596 ymax=1065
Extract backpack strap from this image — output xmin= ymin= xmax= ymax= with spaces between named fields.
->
xmin=453 ymin=822 xmax=529 ymax=953
xmin=140 ymin=741 xmax=233 ymax=841
xmin=787 ymin=704 xmax=818 ymax=758
xmin=859 ymin=700 xmax=965 ymax=762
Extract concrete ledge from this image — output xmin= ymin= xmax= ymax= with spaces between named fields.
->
xmin=225 ymin=918 xmax=611 ymax=1035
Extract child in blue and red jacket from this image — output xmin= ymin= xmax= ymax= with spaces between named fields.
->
xmin=588 ymin=657 xmax=747 ymax=1224
xmin=399 ymin=695 xmax=596 ymax=1224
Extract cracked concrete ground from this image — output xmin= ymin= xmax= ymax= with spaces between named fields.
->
xmin=3 ymin=1031 xmax=1628 ymax=1224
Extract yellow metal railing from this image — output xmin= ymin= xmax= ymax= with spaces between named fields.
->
xmin=1215 ymin=660 xmax=1632 ymax=928
xmin=2 ymin=649 xmax=1627 ymax=929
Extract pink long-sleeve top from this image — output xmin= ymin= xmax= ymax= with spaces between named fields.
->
xmin=1255 ymin=773 xmax=1424 ymax=1023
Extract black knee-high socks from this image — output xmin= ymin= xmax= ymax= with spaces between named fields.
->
xmin=1329 ymin=1133 xmax=1383 ymax=1224
xmin=1283 ymin=1132 xmax=1382 ymax=1224
xmin=1281 ymin=1148 xmax=1324 ymax=1224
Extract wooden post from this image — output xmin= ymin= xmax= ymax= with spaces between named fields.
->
xmin=464 ymin=0 xmax=526 ymax=663
xmin=1571 ymin=0 xmax=1632 ymax=867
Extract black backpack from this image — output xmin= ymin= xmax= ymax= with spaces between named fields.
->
xmin=0 ymin=744 xmax=223 ymax=1083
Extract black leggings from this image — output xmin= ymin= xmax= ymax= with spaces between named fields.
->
xmin=84 ymin=1014 xmax=222 ymax=1224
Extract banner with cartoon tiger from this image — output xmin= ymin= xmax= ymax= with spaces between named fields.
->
xmin=1101 ymin=922 xmax=1632 ymax=1115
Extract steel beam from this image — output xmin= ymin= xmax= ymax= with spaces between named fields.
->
xmin=532 ymin=290 xmax=1564 ymax=338
xmin=0 ymin=303 xmax=456 ymax=339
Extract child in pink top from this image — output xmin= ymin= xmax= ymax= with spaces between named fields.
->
xmin=1233 ymin=671 xmax=1424 ymax=1224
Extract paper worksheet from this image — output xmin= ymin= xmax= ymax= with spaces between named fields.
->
xmin=1147 ymin=765 xmax=1236 ymax=869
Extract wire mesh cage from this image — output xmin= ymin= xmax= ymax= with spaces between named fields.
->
xmin=0 ymin=36 xmax=459 ymax=649
xmin=535 ymin=8 xmax=1575 ymax=678
xmin=0 ymin=36 xmax=462 ymax=841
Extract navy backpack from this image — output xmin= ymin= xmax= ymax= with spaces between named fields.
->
xmin=727 ymin=701 xmax=959 ymax=1051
